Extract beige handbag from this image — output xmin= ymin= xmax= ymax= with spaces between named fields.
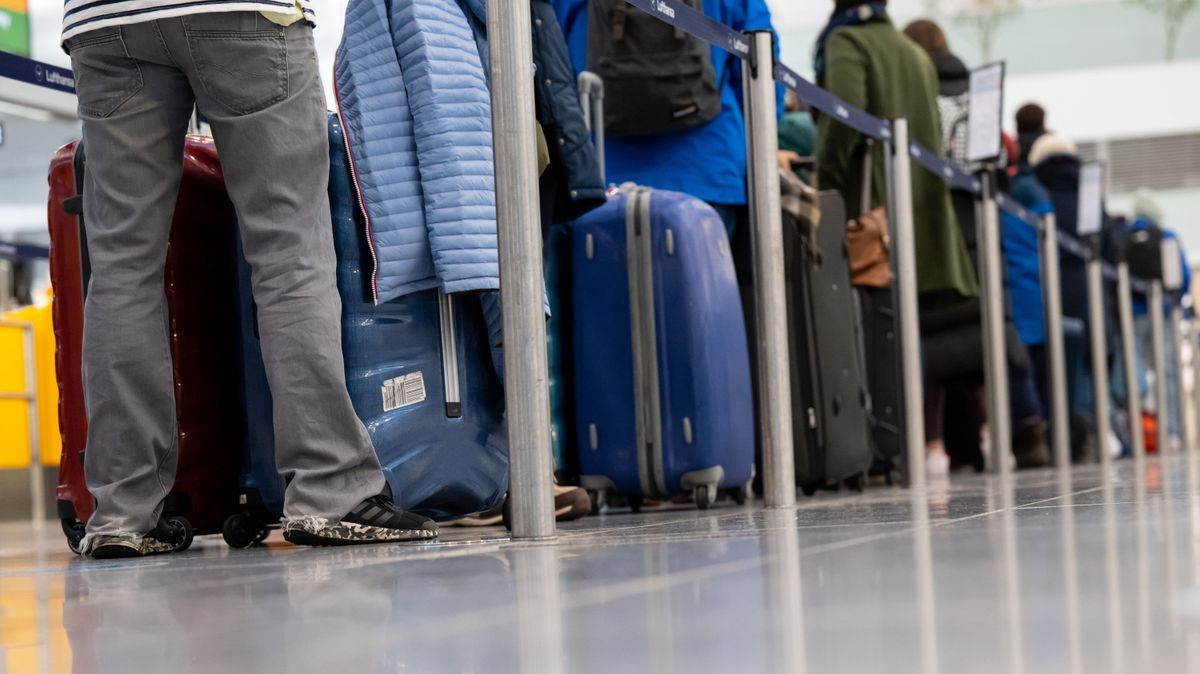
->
xmin=846 ymin=142 xmax=892 ymax=288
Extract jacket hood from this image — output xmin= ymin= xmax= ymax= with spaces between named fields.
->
xmin=931 ymin=51 xmax=968 ymax=97
xmin=1034 ymin=154 xmax=1081 ymax=193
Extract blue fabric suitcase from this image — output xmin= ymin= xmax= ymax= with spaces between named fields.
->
xmin=222 ymin=115 xmax=509 ymax=546
xmin=571 ymin=187 xmax=754 ymax=510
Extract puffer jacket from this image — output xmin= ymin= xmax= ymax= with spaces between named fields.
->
xmin=336 ymin=0 xmax=498 ymax=304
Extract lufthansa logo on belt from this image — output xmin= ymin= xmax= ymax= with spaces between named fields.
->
xmin=34 ymin=64 xmax=44 ymax=82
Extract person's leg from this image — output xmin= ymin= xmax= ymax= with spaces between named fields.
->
xmin=69 ymin=22 xmax=195 ymax=542
xmin=705 ymin=202 xmax=741 ymax=240
xmin=161 ymin=14 xmax=427 ymax=538
xmin=923 ymin=381 xmax=950 ymax=476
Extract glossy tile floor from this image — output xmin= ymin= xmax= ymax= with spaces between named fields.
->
xmin=5 ymin=456 xmax=1200 ymax=673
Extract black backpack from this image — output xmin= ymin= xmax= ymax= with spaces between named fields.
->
xmin=587 ymin=0 xmax=722 ymax=137
xmin=1124 ymin=225 xmax=1164 ymax=282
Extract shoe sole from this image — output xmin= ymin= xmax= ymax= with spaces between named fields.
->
xmin=89 ymin=541 xmax=179 ymax=559
xmin=283 ymin=529 xmax=436 ymax=547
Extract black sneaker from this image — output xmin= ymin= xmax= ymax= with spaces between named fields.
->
xmin=84 ymin=518 xmax=190 ymax=560
xmin=282 ymin=495 xmax=438 ymax=546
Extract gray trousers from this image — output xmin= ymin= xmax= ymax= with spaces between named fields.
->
xmin=67 ymin=13 xmax=385 ymax=536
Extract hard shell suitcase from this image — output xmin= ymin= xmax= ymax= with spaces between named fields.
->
xmin=223 ymin=115 xmax=509 ymax=544
xmin=48 ymin=139 xmax=245 ymax=552
xmin=786 ymin=191 xmax=872 ymax=493
xmin=546 ymin=222 xmax=579 ymax=482
xmin=571 ymin=186 xmax=755 ymax=510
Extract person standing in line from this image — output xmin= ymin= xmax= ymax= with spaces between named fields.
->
xmin=904 ymin=18 xmax=1052 ymax=470
xmin=61 ymin=0 xmax=437 ymax=558
xmin=813 ymin=0 xmax=978 ymax=477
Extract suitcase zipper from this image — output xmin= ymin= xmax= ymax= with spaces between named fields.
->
xmin=333 ymin=64 xmax=382 ymax=304
xmin=437 ymin=291 xmax=462 ymax=418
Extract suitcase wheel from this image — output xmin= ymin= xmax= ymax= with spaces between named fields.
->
xmin=61 ymin=518 xmax=86 ymax=554
xmin=586 ymin=490 xmax=603 ymax=516
xmin=730 ymin=485 xmax=749 ymax=506
xmin=692 ymin=485 xmax=716 ymax=510
xmin=166 ymin=516 xmax=194 ymax=552
xmin=628 ymin=494 xmax=644 ymax=514
xmin=801 ymin=484 xmax=819 ymax=498
xmin=223 ymin=512 xmax=268 ymax=549
xmin=843 ymin=473 xmax=866 ymax=493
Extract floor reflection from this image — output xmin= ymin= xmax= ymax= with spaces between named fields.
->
xmin=6 ymin=457 xmax=1200 ymax=672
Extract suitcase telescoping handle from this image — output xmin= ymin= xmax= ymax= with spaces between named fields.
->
xmin=860 ymin=138 xmax=874 ymax=216
xmin=577 ymin=71 xmax=606 ymax=184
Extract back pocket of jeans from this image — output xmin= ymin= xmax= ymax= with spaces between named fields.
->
xmin=67 ymin=29 xmax=144 ymax=119
xmin=183 ymin=13 xmax=288 ymax=116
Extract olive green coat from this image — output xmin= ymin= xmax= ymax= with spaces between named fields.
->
xmin=815 ymin=19 xmax=977 ymax=300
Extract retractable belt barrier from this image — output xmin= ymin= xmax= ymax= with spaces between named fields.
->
xmin=0 ymin=242 xmax=50 ymax=261
xmin=0 ymin=51 xmax=76 ymax=94
xmin=621 ymin=0 xmax=1171 ymax=481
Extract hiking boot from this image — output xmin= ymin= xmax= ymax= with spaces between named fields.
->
xmin=282 ymin=495 xmax=438 ymax=546
xmin=84 ymin=518 xmax=191 ymax=560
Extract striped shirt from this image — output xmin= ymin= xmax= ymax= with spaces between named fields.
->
xmin=62 ymin=0 xmax=314 ymax=44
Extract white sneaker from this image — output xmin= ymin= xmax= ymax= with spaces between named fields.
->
xmin=926 ymin=448 xmax=951 ymax=478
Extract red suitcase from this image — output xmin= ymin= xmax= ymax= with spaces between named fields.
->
xmin=49 ymin=139 xmax=245 ymax=552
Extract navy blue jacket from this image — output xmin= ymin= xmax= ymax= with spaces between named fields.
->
xmin=1035 ymin=155 xmax=1090 ymax=323
xmin=532 ymin=0 xmax=606 ymax=221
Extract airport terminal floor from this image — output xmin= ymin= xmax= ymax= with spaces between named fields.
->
xmin=4 ymin=456 xmax=1200 ymax=673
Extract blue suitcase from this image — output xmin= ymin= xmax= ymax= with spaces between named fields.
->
xmin=222 ymin=115 xmax=509 ymax=546
xmin=571 ymin=186 xmax=754 ymax=510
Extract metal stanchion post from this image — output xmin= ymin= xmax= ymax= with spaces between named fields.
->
xmin=1041 ymin=215 xmax=1072 ymax=467
xmin=976 ymin=172 xmax=1011 ymax=476
xmin=888 ymin=119 xmax=927 ymax=489
xmin=1170 ymin=301 xmax=1186 ymax=449
xmin=1151 ymin=281 xmax=1168 ymax=455
xmin=2 ymin=320 xmax=43 ymax=524
xmin=1087 ymin=256 xmax=1113 ymax=469
xmin=743 ymin=31 xmax=794 ymax=507
xmin=1118 ymin=263 xmax=1146 ymax=460
xmin=23 ymin=324 xmax=43 ymax=525
xmin=487 ymin=0 xmax=555 ymax=539
xmin=0 ymin=260 xmax=11 ymax=312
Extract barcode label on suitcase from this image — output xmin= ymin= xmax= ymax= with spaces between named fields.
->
xmin=382 ymin=372 xmax=427 ymax=412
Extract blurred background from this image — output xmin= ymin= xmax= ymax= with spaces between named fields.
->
xmin=4 ymin=0 xmax=1198 ymax=260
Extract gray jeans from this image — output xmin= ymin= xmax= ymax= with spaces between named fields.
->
xmin=67 ymin=13 xmax=385 ymax=536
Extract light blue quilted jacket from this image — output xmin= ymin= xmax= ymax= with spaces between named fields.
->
xmin=335 ymin=0 xmax=498 ymax=304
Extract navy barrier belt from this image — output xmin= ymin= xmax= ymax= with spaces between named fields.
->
xmin=909 ymin=142 xmax=980 ymax=193
xmin=624 ymin=0 xmax=751 ymax=59
xmin=0 ymin=51 xmax=76 ymax=94
xmin=995 ymin=193 xmax=1041 ymax=228
xmin=773 ymin=62 xmax=891 ymax=141
xmin=0 ymin=241 xmax=50 ymax=261
xmin=1057 ymin=231 xmax=1090 ymax=260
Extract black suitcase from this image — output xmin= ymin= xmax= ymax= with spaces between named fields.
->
xmin=856 ymin=285 xmax=905 ymax=479
xmin=786 ymin=189 xmax=874 ymax=493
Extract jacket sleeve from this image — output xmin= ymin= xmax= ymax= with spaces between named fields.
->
xmin=729 ymin=0 xmax=784 ymax=119
xmin=816 ymin=29 xmax=867 ymax=203
xmin=390 ymin=0 xmax=500 ymax=294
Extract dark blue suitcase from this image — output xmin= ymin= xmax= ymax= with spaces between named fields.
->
xmin=222 ymin=115 xmax=509 ymax=546
xmin=545 ymin=222 xmax=578 ymax=481
xmin=570 ymin=187 xmax=754 ymax=510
